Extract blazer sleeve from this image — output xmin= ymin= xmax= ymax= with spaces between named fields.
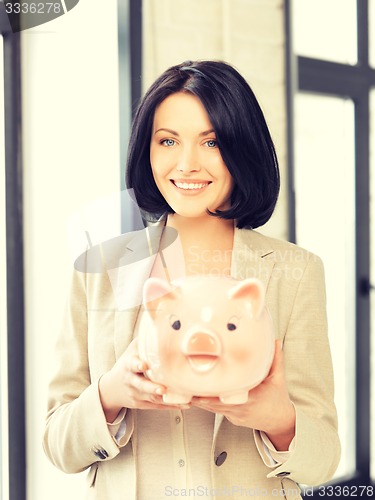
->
xmin=266 ymin=254 xmax=341 ymax=485
xmin=42 ymin=269 xmax=134 ymax=474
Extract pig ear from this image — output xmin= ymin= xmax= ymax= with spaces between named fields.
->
xmin=228 ymin=278 xmax=265 ymax=319
xmin=143 ymin=278 xmax=177 ymax=311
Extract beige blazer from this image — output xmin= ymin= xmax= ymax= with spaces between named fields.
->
xmin=43 ymin=221 xmax=340 ymax=499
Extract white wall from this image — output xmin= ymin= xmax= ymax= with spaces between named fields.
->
xmin=21 ymin=1 xmax=121 ymax=498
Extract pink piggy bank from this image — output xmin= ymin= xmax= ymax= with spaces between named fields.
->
xmin=137 ymin=276 xmax=275 ymax=404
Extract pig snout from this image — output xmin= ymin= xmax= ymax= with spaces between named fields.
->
xmin=183 ymin=331 xmax=221 ymax=355
xmin=182 ymin=332 xmax=221 ymax=373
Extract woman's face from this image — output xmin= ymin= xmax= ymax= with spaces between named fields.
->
xmin=150 ymin=92 xmax=234 ymax=219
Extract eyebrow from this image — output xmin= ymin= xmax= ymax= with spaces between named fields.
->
xmin=154 ymin=128 xmax=215 ymax=137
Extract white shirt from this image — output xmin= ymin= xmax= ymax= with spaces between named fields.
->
xmin=108 ymin=407 xmax=295 ymax=500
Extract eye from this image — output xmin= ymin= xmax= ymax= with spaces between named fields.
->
xmin=227 ymin=316 xmax=239 ymax=331
xmin=204 ymin=139 xmax=217 ymax=148
xmin=169 ymin=315 xmax=181 ymax=330
xmin=161 ymin=139 xmax=176 ymax=147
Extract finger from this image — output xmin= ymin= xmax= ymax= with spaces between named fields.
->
xmin=132 ymin=389 xmax=190 ymax=409
xmin=131 ymin=373 xmax=166 ymax=396
xmin=123 ymin=338 xmax=148 ymax=373
xmin=132 ymin=358 xmax=148 ymax=373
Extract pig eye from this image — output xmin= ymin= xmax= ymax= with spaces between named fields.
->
xmin=169 ymin=315 xmax=181 ymax=331
xmin=227 ymin=316 xmax=239 ymax=331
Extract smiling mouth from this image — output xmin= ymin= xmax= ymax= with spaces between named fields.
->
xmin=172 ymin=180 xmax=211 ymax=190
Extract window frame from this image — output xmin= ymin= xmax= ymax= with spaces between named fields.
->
xmin=118 ymin=0 xmax=143 ymax=232
xmin=0 ymin=4 xmax=26 ymax=500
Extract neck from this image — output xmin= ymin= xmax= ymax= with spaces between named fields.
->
xmin=166 ymin=213 xmax=234 ymax=246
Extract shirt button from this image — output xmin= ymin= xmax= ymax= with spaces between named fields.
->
xmin=178 ymin=459 xmax=185 ymax=467
xmin=215 ymin=451 xmax=227 ymax=466
xmin=175 ymin=416 xmax=181 ymax=424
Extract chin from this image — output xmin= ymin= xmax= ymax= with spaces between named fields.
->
xmin=167 ymin=204 xmax=207 ymax=218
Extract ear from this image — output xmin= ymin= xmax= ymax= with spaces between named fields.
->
xmin=227 ymin=278 xmax=265 ymax=319
xmin=143 ymin=278 xmax=177 ymax=316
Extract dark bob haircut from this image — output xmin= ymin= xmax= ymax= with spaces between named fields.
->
xmin=126 ymin=60 xmax=280 ymax=229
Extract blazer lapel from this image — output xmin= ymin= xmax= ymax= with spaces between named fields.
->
xmin=231 ymin=227 xmax=275 ymax=292
xmin=112 ymin=221 xmax=166 ymax=359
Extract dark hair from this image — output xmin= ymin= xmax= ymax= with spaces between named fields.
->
xmin=126 ymin=60 xmax=280 ymax=229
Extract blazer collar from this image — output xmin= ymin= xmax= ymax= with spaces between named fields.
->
xmin=231 ymin=227 xmax=275 ymax=292
xmin=112 ymin=220 xmax=168 ymax=359
xmin=109 ymin=219 xmax=167 ymax=311
xmin=124 ymin=218 xmax=166 ymax=255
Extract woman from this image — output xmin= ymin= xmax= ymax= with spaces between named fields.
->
xmin=43 ymin=61 xmax=340 ymax=499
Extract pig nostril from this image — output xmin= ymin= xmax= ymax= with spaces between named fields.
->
xmin=186 ymin=333 xmax=220 ymax=355
xmin=191 ymin=336 xmax=214 ymax=346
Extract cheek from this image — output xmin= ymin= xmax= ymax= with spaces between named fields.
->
xmin=149 ymin=140 xmax=158 ymax=162
xmin=150 ymin=164 xmax=167 ymax=196
xmin=150 ymin=155 xmax=162 ymax=178
xmin=224 ymin=336 xmax=253 ymax=363
xmin=232 ymin=347 xmax=253 ymax=363
xmin=215 ymin=165 xmax=234 ymax=199
xmin=224 ymin=171 xmax=235 ymax=192
xmin=150 ymin=167 xmax=161 ymax=188
xmin=150 ymin=144 xmax=175 ymax=171
xmin=149 ymin=148 xmax=163 ymax=179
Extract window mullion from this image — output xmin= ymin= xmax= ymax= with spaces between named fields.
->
xmin=357 ymin=0 xmax=369 ymax=67
xmin=355 ymin=95 xmax=371 ymax=481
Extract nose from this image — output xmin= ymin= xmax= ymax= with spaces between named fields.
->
xmin=176 ymin=146 xmax=201 ymax=173
xmin=182 ymin=332 xmax=221 ymax=356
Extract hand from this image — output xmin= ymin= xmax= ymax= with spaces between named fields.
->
xmin=99 ymin=337 xmax=188 ymax=422
xmin=191 ymin=340 xmax=295 ymax=450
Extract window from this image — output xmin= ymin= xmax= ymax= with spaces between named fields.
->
xmin=294 ymin=94 xmax=356 ymax=478
xmin=293 ymin=0 xmax=357 ymax=65
xmin=289 ymin=0 xmax=375 ymax=491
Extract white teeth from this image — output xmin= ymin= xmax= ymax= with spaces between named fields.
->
xmin=174 ymin=181 xmax=209 ymax=190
